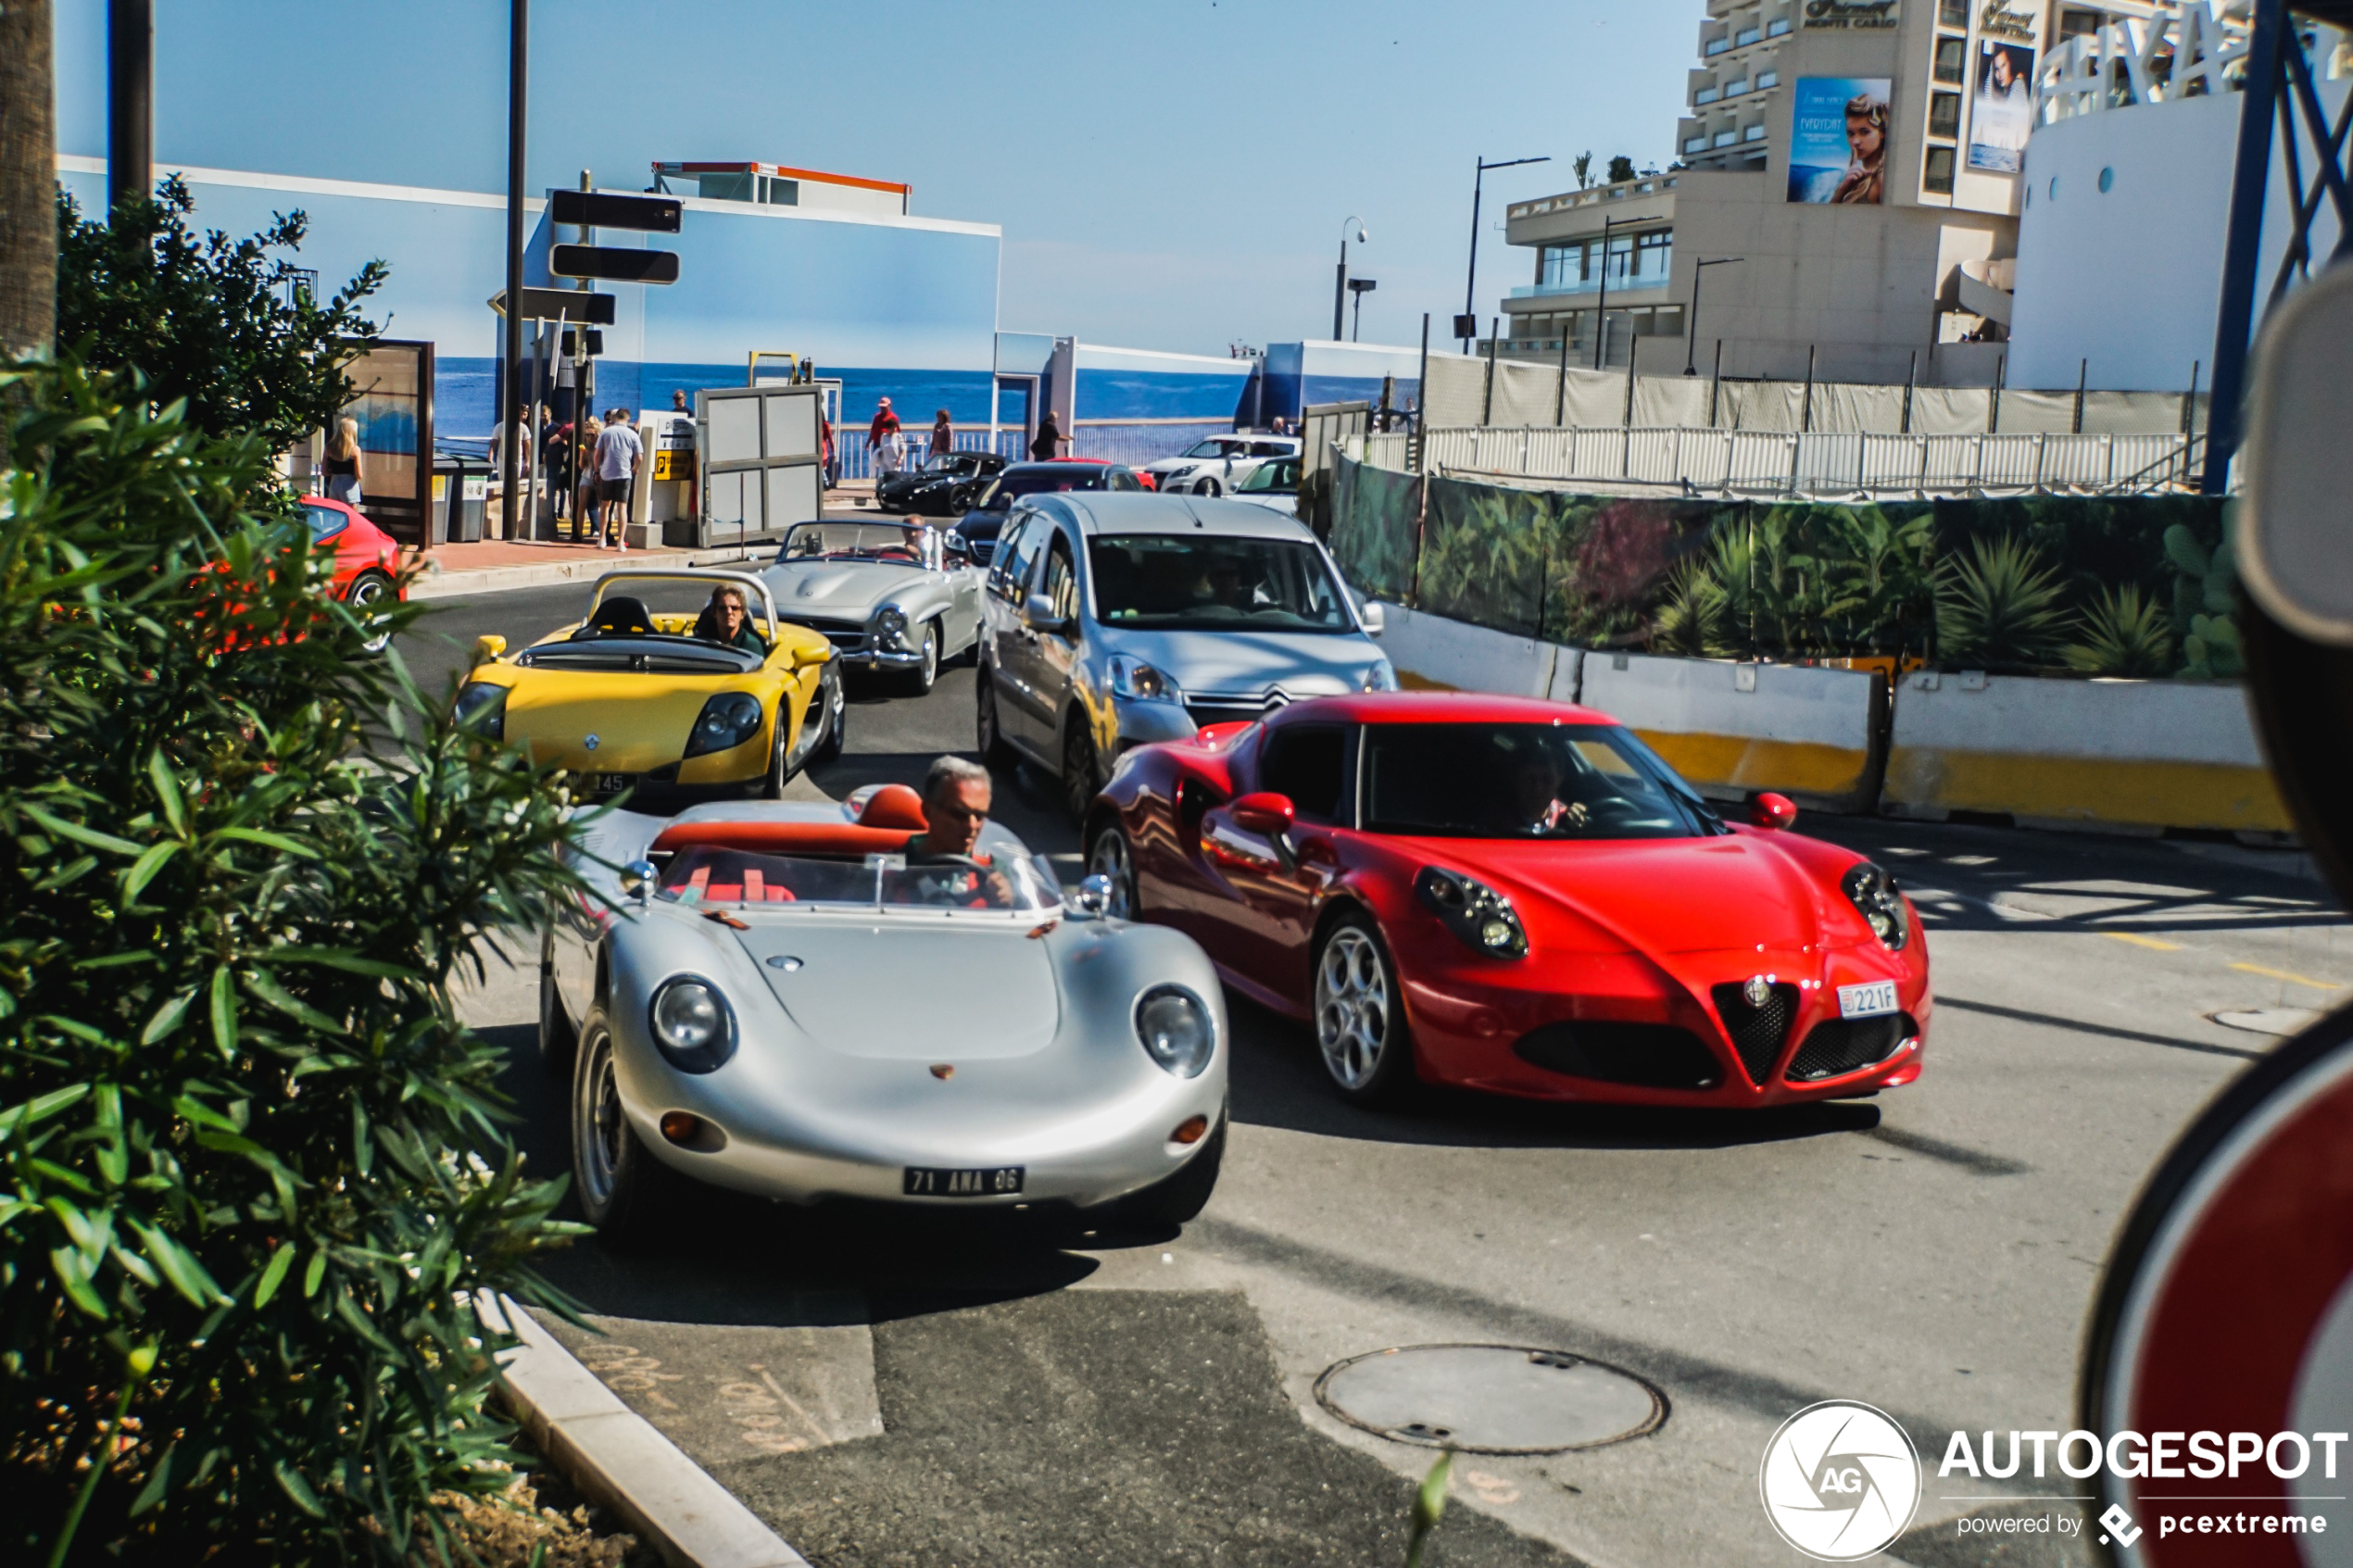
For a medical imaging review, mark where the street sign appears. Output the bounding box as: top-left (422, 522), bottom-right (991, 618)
top-left (549, 244), bottom-right (681, 285)
top-left (560, 329), bottom-right (604, 358)
top-left (487, 287), bottom-right (615, 324)
top-left (548, 189), bottom-right (682, 232)
top-left (1453, 313), bottom-right (1478, 340)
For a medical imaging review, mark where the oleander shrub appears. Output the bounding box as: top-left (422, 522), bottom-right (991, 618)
top-left (0, 359), bottom-right (583, 1564)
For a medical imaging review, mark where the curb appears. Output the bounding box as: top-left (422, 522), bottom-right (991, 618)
top-left (406, 546), bottom-right (770, 603)
top-left (479, 1292), bottom-right (811, 1568)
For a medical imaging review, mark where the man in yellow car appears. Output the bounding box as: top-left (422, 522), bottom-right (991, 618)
top-left (694, 583), bottom-right (769, 656)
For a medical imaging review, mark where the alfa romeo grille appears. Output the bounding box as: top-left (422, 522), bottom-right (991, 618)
top-left (1512, 1022), bottom-right (1722, 1090)
top-left (1787, 1013), bottom-right (1916, 1083)
top-left (1710, 982), bottom-right (1800, 1086)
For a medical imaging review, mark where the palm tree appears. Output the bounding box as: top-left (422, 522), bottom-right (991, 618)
top-left (0, 0), bottom-right (55, 360)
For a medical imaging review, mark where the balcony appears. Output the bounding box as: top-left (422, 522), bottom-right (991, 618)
top-left (1767, 15), bottom-right (1791, 36)
top-left (1724, 77), bottom-right (1750, 96)
top-left (1705, 35), bottom-right (1730, 56)
top-left (1743, 124), bottom-right (1767, 143)
top-left (1684, 135), bottom-right (1710, 154)
top-left (1757, 69), bottom-right (1780, 89)
top-left (1694, 85), bottom-right (1720, 105)
top-left (1714, 129), bottom-right (1739, 148)
top-left (1737, 25), bottom-right (1762, 44)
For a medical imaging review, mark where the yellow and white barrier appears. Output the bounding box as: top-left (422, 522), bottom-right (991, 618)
top-left (1373, 603), bottom-right (1579, 702)
top-left (1883, 673), bottom-right (2291, 834)
top-left (1579, 653), bottom-right (1884, 811)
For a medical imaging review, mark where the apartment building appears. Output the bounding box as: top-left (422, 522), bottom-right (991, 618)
top-left (1493, 0), bottom-right (2060, 386)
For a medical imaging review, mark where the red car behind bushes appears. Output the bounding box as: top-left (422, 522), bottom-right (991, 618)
top-left (299, 496), bottom-right (403, 615)
top-left (1082, 691), bottom-right (1931, 1109)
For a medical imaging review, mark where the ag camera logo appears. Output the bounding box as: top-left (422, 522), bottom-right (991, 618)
top-left (1761, 1400), bottom-right (1923, 1561)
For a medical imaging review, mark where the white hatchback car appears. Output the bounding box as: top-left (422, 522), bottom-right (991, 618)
top-left (1144, 434), bottom-right (1302, 498)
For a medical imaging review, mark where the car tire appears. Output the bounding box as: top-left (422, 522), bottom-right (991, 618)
top-left (976, 668), bottom-right (1017, 769)
top-left (1062, 718), bottom-right (1101, 823)
top-left (1193, 477), bottom-right (1223, 498)
top-left (1313, 914), bottom-right (1416, 1107)
top-left (572, 1007), bottom-right (683, 1247)
top-left (1120, 1114), bottom-right (1225, 1228)
top-left (1085, 820), bottom-right (1140, 921)
top-left (903, 621), bottom-right (939, 696)
top-left (810, 661), bottom-right (846, 766)
top-left (537, 922), bottom-right (575, 1075)
top-left (345, 569), bottom-right (397, 652)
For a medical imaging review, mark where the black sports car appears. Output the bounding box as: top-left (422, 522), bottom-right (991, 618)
top-left (949, 461), bottom-right (1151, 565)
top-left (876, 450), bottom-right (1008, 517)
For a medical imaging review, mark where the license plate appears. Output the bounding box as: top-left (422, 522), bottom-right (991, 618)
top-left (592, 772), bottom-right (636, 794)
top-left (1839, 980), bottom-right (1900, 1020)
top-left (902, 1165), bottom-right (1025, 1198)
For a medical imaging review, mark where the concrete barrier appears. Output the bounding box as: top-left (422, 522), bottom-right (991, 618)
top-left (1372, 602), bottom-right (1580, 702)
top-left (1579, 653), bottom-right (1885, 811)
top-left (1883, 673), bottom-right (2292, 834)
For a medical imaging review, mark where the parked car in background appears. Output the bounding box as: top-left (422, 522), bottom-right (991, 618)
top-left (949, 459), bottom-right (1151, 567)
top-left (761, 520), bottom-right (983, 695)
top-left (1143, 434), bottom-right (1302, 497)
top-left (301, 495), bottom-right (403, 612)
top-left (546, 786), bottom-right (1228, 1243)
top-left (1230, 454), bottom-right (1302, 518)
top-left (974, 491), bottom-right (1393, 820)
top-left (875, 449), bottom-right (1008, 517)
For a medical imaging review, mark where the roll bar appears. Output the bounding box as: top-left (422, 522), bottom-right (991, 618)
top-left (585, 570), bottom-right (780, 634)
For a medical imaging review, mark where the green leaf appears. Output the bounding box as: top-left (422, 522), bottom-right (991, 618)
top-left (270, 947), bottom-right (419, 980)
top-left (254, 1242), bottom-right (296, 1308)
top-left (211, 826), bottom-right (317, 858)
top-left (50, 1246), bottom-right (110, 1319)
top-left (142, 989), bottom-right (195, 1044)
top-left (147, 748), bottom-right (189, 837)
top-left (303, 1248), bottom-right (327, 1298)
top-left (208, 965), bottom-right (238, 1059)
top-left (18, 802), bottom-right (144, 858)
top-left (0, 1082), bottom-right (92, 1135)
top-left (272, 1460), bottom-right (327, 1518)
top-left (130, 1444), bottom-right (178, 1514)
top-left (242, 968), bottom-right (344, 1035)
top-left (122, 839), bottom-right (181, 900)
top-left (132, 1219), bottom-right (230, 1306)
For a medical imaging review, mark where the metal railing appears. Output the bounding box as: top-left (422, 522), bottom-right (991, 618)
top-left (1388, 425), bottom-right (2203, 496)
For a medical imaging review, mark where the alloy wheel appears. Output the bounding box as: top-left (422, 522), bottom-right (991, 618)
top-left (1315, 928), bottom-right (1391, 1091)
top-left (1063, 723), bottom-right (1098, 822)
top-left (1088, 829), bottom-right (1137, 920)
top-left (573, 1026), bottom-right (627, 1211)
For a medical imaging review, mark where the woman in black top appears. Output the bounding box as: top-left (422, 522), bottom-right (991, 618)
top-left (1029, 413), bottom-right (1064, 461)
top-left (321, 418), bottom-right (362, 505)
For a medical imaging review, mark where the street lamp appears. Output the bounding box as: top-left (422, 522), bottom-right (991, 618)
top-left (1462, 156), bottom-right (1551, 352)
top-left (1348, 278), bottom-right (1378, 342)
top-left (1683, 257), bottom-right (1745, 375)
top-left (1334, 217), bottom-right (1366, 342)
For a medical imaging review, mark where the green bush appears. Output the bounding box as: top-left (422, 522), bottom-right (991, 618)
top-left (1934, 534), bottom-right (2073, 671)
top-left (0, 360), bottom-right (582, 1563)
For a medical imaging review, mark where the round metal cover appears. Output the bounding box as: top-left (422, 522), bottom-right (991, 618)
top-left (1313, 1344), bottom-right (1667, 1455)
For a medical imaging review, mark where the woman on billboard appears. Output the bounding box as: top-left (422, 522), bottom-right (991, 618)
top-left (1969, 43), bottom-right (2035, 173)
top-left (1831, 92), bottom-right (1889, 205)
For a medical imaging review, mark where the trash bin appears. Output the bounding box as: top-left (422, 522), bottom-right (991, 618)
top-left (433, 452), bottom-right (489, 544)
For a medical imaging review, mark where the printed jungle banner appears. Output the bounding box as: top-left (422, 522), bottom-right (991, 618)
top-left (1788, 77), bottom-right (1893, 205)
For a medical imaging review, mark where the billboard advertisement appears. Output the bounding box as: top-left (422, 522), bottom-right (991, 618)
top-left (1967, 41), bottom-right (2037, 174)
top-left (1787, 77), bottom-right (1892, 206)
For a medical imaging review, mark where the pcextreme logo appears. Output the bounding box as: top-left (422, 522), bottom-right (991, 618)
top-left (1760, 1401), bottom-right (1923, 1562)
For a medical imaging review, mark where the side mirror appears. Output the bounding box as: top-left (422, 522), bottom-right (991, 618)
top-left (619, 859), bottom-right (659, 904)
top-left (1359, 601), bottom-right (1386, 637)
top-left (473, 633), bottom-right (509, 664)
top-left (1022, 593), bottom-right (1068, 634)
top-left (1073, 873), bottom-right (1116, 918)
top-left (1230, 792), bottom-right (1296, 836)
top-left (943, 533), bottom-right (972, 562)
top-left (1748, 793), bottom-right (1797, 832)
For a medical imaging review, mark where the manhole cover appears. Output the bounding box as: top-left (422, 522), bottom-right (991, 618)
top-left (1312, 1344), bottom-right (1667, 1455)
top-left (2211, 1008), bottom-right (2322, 1037)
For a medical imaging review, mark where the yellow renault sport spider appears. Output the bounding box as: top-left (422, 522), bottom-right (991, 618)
top-left (453, 571), bottom-right (844, 797)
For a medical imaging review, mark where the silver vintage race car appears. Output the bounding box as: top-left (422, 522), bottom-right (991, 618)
top-left (539, 784), bottom-right (1228, 1241)
top-left (761, 521), bottom-right (985, 694)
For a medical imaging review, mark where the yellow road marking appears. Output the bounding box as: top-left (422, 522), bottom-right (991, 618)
top-left (2103, 933), bottom-right (2184, 951)
top-left (2232, 962), bottom-right (2346, 992)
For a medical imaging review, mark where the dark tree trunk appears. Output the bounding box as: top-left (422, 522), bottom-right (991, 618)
top-left (0, 0), bottom-right (56, 360)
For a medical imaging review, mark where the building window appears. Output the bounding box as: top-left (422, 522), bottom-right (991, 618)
top-left (1767, 15), bottom-right (1791, 37)
top-left (1933, 35), bottom-right (1967, 85)
top-left (1939, 0), bottom-right (1969, 24)
top-left (1651, 306), bottom-right (1688, 337)
top-left (1930, 92), bottom-right (1962, 140)
top-left (1924, 145), bottom-right (1957, 194)
top-left (1757, 69), bottom-right (1779, 89)
top-left (1695, 85), bottom-right (1721, 105)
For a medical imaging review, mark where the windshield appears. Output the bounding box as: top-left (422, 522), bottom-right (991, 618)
top-left (1237, 457), bottom-right (1301, 494)
top-left (922, 453), bottom-right (967, 474)
top-left (655, 846), bottom-right (1058, 912)
top-left (778, 521), bottom-right (927, 563)
top-left (975, 466), bottom-right (1109, 508)
top-left (1181, 438), bottom-right (1248, 459)
top-left (300, 501), bottom-right (349, 543)
top-left (1087, 534), bottom-right (1353, 634)
top-left (1363, 722), bottom-right (1721, 840)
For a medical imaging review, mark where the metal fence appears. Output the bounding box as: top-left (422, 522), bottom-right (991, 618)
top-left (827, 420), bottom-right (1227, 482)
top-left (1383, 425), bottom-right (2202, 496)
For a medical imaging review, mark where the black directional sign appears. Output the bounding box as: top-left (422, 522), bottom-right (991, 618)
top-left (549, 244), bottom-right (681, 285)
top-left (486, 287), bottom-right (616, 324)
top-left (548, 190), bottom-right (682, 232)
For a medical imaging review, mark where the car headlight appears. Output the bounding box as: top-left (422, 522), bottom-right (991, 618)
top-left (648, 976), bottom-right (736, 1073)
top-left (1842, 862), bottom-right (1911, 951)
top-left (684, 691), bottom-right (765, 758)
top-left (1134, 985), bottom-right (1214, 1077)
top-left (1107, 655), bottom-right (1182, 704)
top-left (875, 605), bottom-right (911, 648)
top-left (1416, 867), bottom-right (1529, 960)
top-left (452, 680), bottom-right (508, 741)
top-left (1362, 659), bottom-right (1400, 692)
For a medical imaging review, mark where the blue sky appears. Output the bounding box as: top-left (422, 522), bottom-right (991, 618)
top-left (52, 0), bottom-right (1692, 355)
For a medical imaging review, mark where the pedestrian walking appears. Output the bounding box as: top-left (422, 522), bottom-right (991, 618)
top-left (1029, 411), bottom-right (1065, 461)
top-left (543, 412), bottom-right (576, 531)
top-left (575, 415), bottom-right (603, 530)
top-left (930, 408), bottom-right (954, 463)
top-left (594, 408), bottom-right (643, 549)
top-left (321, 417), bottom-right (364, 506)
top-left (820, 413), bottom-right (836, 489)
top-left (868, 396), bottom-right (905, 483)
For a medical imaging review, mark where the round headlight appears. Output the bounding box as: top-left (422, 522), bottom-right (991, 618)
top-left (875, 605), bottom-right (910, 646)
top-left (648, 976), bottom-right (736, 1073)
top-left (1841, 862), bottom-right (1911, 952)
top-left (1135, 985), bottom-right (1214, 1078)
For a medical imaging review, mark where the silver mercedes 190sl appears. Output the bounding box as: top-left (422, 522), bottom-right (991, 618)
top-left (760, 521), bottom-right (984, 694)
top-left (539, 784), bottom-right (1229, 1242)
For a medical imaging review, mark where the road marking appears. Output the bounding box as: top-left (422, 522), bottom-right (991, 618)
top-left (2231, 962), bottom-right (2345, 992)
top-left (2103, 932), bottom-right (2184, 951)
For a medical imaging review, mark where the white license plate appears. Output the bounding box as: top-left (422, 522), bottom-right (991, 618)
top-left (1839, 981), bottom-right (1900, 1020)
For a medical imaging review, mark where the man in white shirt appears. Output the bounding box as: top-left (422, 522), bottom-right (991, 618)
top-left (593, 409), bottom-right (643, 549)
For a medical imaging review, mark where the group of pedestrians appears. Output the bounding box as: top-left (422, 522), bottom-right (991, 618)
top-left (861, 395), bottom-right (1070, 480)
top-left (490, 401), bottom-right (646, 547)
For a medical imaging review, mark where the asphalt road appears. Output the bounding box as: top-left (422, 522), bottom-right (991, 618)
top-left (418, 583), bottom-right (2347, 1567)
